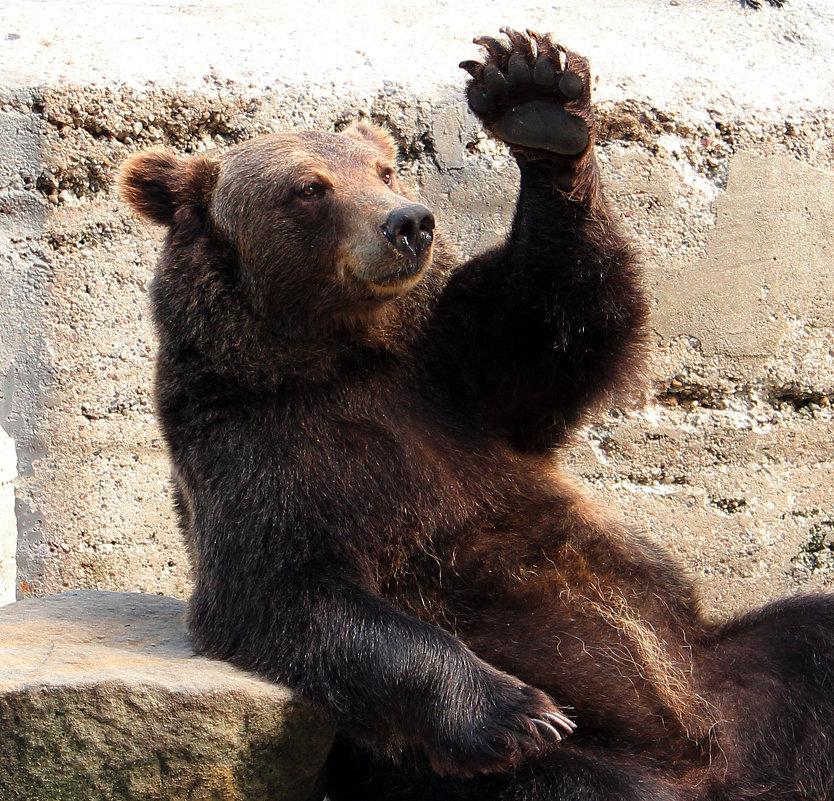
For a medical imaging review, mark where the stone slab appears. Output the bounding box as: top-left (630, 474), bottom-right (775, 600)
top-left (655, 151), bottom-right (834, 368)
top-left (0, 591), bottom-right (334, 801)
top-left (3, 0), bottom-right (832, 120)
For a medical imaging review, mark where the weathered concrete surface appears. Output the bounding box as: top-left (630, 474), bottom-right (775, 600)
top-left (0, 427), bottom-right (16, 604)
top-left (0, 591), bottom-right (334, 801)
top-left (655, 151), bottom-right (834, 365)
top-left (566, 146), bottom-right (834, 614)
top-left (0, 0), bottom-right (832, 615)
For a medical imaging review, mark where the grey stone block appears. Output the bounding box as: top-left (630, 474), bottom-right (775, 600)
top-left (0, 590), bottom-right (334, 801)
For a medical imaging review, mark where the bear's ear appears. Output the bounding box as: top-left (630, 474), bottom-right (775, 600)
top-left (341, 121), bottom-right (398, 162)
top-left (118, 150), bottom-right (220, 226)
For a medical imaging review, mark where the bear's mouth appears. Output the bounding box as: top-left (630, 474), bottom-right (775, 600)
top-left (371, 255), bottom-right (429, 288)
top-left (339, 203), bottom-right (435, 295)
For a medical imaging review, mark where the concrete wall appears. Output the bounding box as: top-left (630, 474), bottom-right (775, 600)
top-left (1, 0), bottom-right (832, 615)
top-left (0, 428), bottom-right (16, 604)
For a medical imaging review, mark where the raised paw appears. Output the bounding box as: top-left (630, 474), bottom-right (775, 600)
top-left (425, 673), bottom-right (576, 776)
top-left (461, 28), bottom-right (593, 158)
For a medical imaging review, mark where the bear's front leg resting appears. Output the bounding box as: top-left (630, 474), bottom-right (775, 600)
top-left (195, 575), bottom-right (574, 776)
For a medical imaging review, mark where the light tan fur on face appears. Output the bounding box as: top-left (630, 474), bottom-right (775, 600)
top-left (207, 128), bottom-right (432, 302)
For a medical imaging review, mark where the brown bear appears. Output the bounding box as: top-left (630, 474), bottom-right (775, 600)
top-left (119, 29), bottom-right (834, 801)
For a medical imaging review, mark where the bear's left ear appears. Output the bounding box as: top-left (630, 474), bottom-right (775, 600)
top-left (118, 150), bottom-right (220, 227)
top-left (341, 121), bottom-right (398, 162)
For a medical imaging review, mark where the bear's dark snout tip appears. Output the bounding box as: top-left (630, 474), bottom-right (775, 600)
top-left (382, 204), bottom-right (435, 259)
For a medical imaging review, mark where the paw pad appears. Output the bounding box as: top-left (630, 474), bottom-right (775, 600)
top-left (462, 28), bottom-right (593, 157)
top-left (494, 101), bottom-right (589, 156)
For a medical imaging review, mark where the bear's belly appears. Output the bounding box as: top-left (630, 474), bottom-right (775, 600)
top-left (380, 488), bottom-right (713, 755)
top-left (450, 571), bottom-right (713, 754)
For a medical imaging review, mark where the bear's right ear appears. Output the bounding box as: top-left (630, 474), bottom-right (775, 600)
top-left (341, 122), bottom-right (398, 162)
top-left (118, 150), bottom-right (220, 226)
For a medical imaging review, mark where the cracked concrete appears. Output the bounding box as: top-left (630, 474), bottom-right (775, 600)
top-left (0, 0), bottom-right (832, 614)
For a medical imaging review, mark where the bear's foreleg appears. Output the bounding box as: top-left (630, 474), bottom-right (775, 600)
top-left (186, 505), bottom-right (573, 777)
top-left (427, 31), bottom-right (646, 453)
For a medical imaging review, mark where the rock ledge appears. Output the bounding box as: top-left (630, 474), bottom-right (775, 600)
top-left (0, 590), bottom-right (333, 801)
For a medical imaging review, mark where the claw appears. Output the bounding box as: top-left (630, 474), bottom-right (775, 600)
top-left (473, 35), bottom-right (510, 61)
top-left (499, 26), bottom-right (534, 59)
top-left (551, 44), bottom-right (568, 73)
top-left (499, 26), bottom-right (523, 41)
top-left (543, 711), bottom-right (577, 733)
top-left (459, 59), bottom-right (483, 78)
top-left (531, 718), bottom-right (563, 741)
top-left (527, 31), bottom-right (558, 61)
top-left (525, 28), bottom-right (542, 44)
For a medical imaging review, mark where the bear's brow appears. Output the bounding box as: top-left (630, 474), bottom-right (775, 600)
top-left (286, 169), bottom-right (335, 191)
top-left (282, 152), bottom-right (332, 176)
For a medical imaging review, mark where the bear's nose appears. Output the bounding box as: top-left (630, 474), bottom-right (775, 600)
top-left (381, 204), bottom-right (435, 259)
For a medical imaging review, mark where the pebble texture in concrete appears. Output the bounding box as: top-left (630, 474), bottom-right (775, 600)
top-left (0, 0), bottom-right (832, 614)
top-left (0, 591), bottom-right (334, 801)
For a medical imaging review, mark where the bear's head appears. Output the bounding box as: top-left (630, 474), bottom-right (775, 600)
top-left (119, 123), bottom-right (437, 337)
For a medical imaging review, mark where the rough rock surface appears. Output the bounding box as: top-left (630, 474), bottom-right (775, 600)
top-left (0, 0), bottom-right (832, 614)
top-left (0, 591), bottom-right (334, 801)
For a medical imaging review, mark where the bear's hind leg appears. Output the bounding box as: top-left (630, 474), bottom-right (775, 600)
top-left (326, 736), bottom-right (688, 801)
top-left (702, 594), bottom-right (834, 799)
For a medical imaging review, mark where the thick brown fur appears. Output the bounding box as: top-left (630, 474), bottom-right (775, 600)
top-left (120, 30), bottom-right (834, 801)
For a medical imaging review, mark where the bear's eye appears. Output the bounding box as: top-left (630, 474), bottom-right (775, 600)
top-left (297, 182), bottom-right (327, 199)
top-left (381, 169), bottom-right (394, 186)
